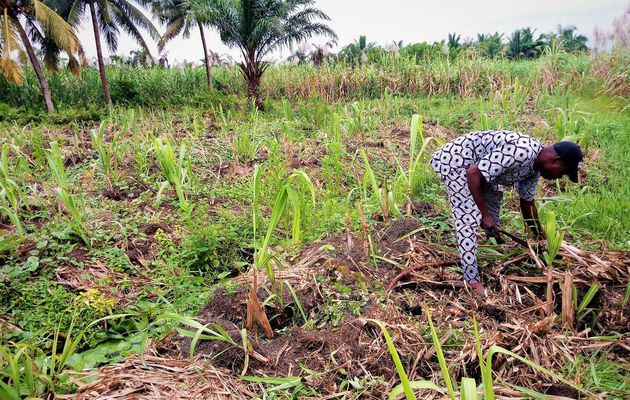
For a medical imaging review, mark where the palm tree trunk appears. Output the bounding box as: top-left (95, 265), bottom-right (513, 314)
top-left (198, 22), bottom-right (212, 89)
top-left (246, 72), bottom-right (262, 109)
top-left (14, 19), bottom-right (54, 112)
top-left (241, 51), bottom-right (263, 109)
top-left (89, 1), bottom-right (112, 106)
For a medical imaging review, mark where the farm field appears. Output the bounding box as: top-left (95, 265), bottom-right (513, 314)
top-left (1, 42), bottom-right (630, 400)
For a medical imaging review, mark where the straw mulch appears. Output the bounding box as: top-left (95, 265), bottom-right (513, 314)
top-left (64, 218), bottom-right (629, 398)
top-left (65, 355), bottom-right (253, 399)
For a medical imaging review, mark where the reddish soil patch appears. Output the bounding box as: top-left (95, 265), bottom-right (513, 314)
top-left (68, 245), bottom-right (91, 264)
top-left (143, 223), bottom-right (172, 235)
top-left (102, 186), bottom-right (144, 201)
top-left (212, 160), bottom-right (254, 180)
top-left (543, 384), bottom-right (580, 399)
top-left (378, 217), bottom-right (422, 255)
top-left (596, 287), bottom-right (629, 334)
top-left (125, 239), bottom-right (155, 267)
top-left (411, 200), bottom-right (438, 217)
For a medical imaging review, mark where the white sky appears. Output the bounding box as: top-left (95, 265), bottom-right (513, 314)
top-left (77, 0), bottom-right (629, 64)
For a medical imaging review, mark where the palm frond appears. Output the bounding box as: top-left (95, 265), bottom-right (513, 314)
top-left (261, 21), bottom-right (336, 58)
top-left (0, 57), bottom-right (24, 84)
top-left (67, 53), bottom-right (81, 75)
top-left (110, 5), bottom-right (154, 61)
top-left (159, 16), bottom-right (185, 50)
top-left (0, 17), bottom-right (25, 62)
top-left (23, 17), bottom-right (60, 73)
top-left (67, 0), bottom-right (88, 27)
top-left (32, 0), bottom-right (81, 54)
top-left (96, 2), bottom-right (119, 52)
top-left (110, 0), bottom-right (160, 42)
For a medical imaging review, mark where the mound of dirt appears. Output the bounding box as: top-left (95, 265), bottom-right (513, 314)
top-left (161, 218), bottom-right (630, 397)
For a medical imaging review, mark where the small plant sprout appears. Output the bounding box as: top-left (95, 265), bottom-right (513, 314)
top-left (543, 211), bottom-right (565, 267)
top-left (56, 188), bottom-right (90, 245)
top-left (471, 316), bottom-right (584, 399)
top-left (246, 166), bottom-right (315, 338)
top-left (367, 319), bottom-right (443, 400)
top-left (361, 148), bottom-right (401, 220)
top-left (90, 119), bottom-right (120, 190)
top-left (45, 142), bottom-right (90, 244)
top-left (153, 138), bottom-right (193, 214)
top-left (232, 127), bottom-right (261, 163)
top-left (46, 141), bottom-right (69, 191)
top-left (394, 114), bottom-right (434, 217)
top-left (573, 283), bottom-right (599, 326)
top-left (542, 210), bottom-right (565, 317)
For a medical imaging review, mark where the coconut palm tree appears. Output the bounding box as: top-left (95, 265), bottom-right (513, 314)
top-left (507, 27), bottom-right (544, 59)
top-left (338, 35), bottom-right (374, 65)
top-left (1, 0), bottom-right (80, 112)
top-left (194, 0), bottom-right (336, 107)
top-left (543, 25), bottom-right (588, 53)
top-left (50, 0), bottom-right (160, 105)
top-left (447, 32), bottom-right (461, 50)
top-left (476, 32), bottom-right (504, 59)
top-left (149, 0), bottom-right (220, 89)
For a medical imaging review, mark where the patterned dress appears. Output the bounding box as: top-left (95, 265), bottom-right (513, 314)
top-left (431, 130), bottom-right (543, 283)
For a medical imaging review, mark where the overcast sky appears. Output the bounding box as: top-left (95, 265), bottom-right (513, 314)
top-left (77, 0), bottom-right (629, 64)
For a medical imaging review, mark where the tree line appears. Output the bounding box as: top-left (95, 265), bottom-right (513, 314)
top-left (1, 0), bottom-right (593, 112)
top-left (328, 26), bottom-right (588, 66)
top-left (1, 0), bottom-right (336, 111)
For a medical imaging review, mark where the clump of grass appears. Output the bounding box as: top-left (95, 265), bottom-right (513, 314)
top-left (0, 143), bottom-right (27, 235)
top-left (232, 127), bottom-right (261, 163)
top-left (393, 114), bottom-right (435, 216)
top-left (153, 138), bottom-right (193, 214)
top-left (0, 314), bottom-right (131, 399)
top-left (46, 141), bottom-right (69, 191)
top-left (46, 142), bottom-right (90, 244)
top-left (246, 166), bottom-right (316, 338)
top-left (90, 119), bottom-right (120, 190)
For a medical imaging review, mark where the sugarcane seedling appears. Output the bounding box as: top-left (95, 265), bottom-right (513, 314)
top-left (544, 211), bottom-right (565, 318)
top-left (382, 178), bottom-right (390, 223)
top-left (345, 210), bottom-right (353, 254)
top-left (406, 184), bottom-right (413, 217)
top-left (357, 201), bottom-right (369, 259)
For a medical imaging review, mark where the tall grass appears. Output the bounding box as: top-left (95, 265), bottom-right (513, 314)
top-left (0, 144), bottom-right (27, 234)
top-left (0, 315), bottom-right (131, 399)
top-left (2, 52), bottom-right (627, 112)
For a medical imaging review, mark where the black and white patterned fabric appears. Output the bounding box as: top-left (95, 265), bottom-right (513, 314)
top-left (431, 130), bottom-right (543, 283)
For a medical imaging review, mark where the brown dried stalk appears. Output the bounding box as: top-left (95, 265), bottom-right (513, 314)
top-left (245, 268), bottom-right (273, 339)
top-left (357, 201), bottom-right (369, 258)
top-left (561, 272), bottom-right (575, 330)
top-left (387, 259), bottom-right (459, 291)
